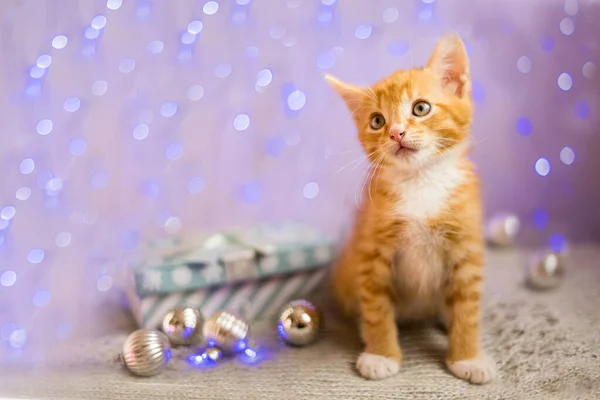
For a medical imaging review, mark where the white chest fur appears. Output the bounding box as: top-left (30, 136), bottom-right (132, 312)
top-left (389, 155), bottom-right (466, 312)
top-left (392, 156), bottom-right (465, 220)
top-left (392, 220), bottom-right (446, 302)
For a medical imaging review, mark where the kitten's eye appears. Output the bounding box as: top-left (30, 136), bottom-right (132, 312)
top-left (369, 114), bottom-right (386, 130)
top-left (412, 101), bottom-right (431, 117)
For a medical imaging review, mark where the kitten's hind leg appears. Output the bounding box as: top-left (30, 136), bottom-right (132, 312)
top-left (330, 253), bottom-right (360, 321)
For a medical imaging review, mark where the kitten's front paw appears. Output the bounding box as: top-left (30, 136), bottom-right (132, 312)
top-left (356, 353), bottom-right (400, 380)
top-left (446, 353), bottom-right (496, 384)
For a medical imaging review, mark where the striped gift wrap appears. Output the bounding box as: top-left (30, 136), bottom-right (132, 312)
top-left (123, 221), bottom-right (337, 328)
top-left (126, 268), bottom-right (327, 329)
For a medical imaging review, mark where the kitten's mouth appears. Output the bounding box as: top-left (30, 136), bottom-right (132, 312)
top-left (394, 144), bottom-right (418, 156)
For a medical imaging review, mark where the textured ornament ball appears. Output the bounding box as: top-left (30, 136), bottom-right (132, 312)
top-left (485, 213), bottom-right (521, 247)
top-left (120, 329), bottom-right (172, 377)
top-left (202, 311), bottom-right (249, 353)
top-left (162, 306), bottom-right (204, 346)
top-left (277, 299), bottom-right (322, 347)
top-left (526, 251), bottom-right (565, 290)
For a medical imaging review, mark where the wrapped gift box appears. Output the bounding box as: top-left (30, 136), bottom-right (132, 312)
top-left (123, 221), bottom-right (336, 328)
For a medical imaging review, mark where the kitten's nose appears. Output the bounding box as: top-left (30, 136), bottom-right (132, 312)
top-left (389, 128), bottom-right (406, 143)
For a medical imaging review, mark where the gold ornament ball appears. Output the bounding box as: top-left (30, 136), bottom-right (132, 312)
top-left (485, 213), bottom-right (521, 247)
top-left (162, 306), bottom-right (204, 346)
top-left (278, 299), bottom-right (322, 347)
top-left (120, 329), bottom-right (172, 377)
top-left (526, 251), bottom-right (565, 290)
top-left (202, 311), bottom-right (249, 353)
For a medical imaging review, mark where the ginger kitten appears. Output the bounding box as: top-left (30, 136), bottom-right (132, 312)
top-left (326, 33), bottom-right (496, 384)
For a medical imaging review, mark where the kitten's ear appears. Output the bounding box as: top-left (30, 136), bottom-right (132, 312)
top-left (325, 74), bottom-right (368, 105)
top-left (427, 33), bottom-right (470, 97)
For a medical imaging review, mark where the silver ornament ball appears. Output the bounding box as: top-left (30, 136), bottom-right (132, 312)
top-left (277, 299), bottom-right (322, 347)
top-left (526, 251), bottom-right (565, 290)
top-left (202, 311), bottom-right (249, 353)
top-left (120, 329), bottom-right (171, 377)
top-left (485, 213), bottom-right (521, 247)
top-left (204, 346), bottom-right (223, 362)
top-left (162, 306), bottom-right (204, 346)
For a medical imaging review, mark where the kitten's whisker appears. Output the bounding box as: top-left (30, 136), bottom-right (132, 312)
top-left (351, 147), bottom-right (386, 172)
top-left (366, 153), bottom-right (385, 204)
top-left (436, 137), bottom-right (461, 143)
top-left (373, 152), bottom-right (387, 193)
top-left (363, 158), bottom-right (378, 203)
top-left (362, 163), bottom-right (377, 205)
top-left (432, 130), bottom-right (490, 149)
top-left (354, 147), bottom-right (386, 206)
top-left (337, 155), bottom-right (369, 174)
top-left (435, 142), bottom-right (452, 151)
top-left (353, 169), bottom-right (365, 208)
top-left (434, 142), bottom-right (453, 155)
top-left (471, 135), bottom-right (490, 146)
top-left (337, 149), bottom-right (379, 173)
top-left (354, 163), bottom-right (373, 208)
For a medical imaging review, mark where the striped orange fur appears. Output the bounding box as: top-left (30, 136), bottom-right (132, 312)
top-left (326, 33), bottom-right (496, 384)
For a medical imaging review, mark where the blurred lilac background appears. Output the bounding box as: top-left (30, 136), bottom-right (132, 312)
top-left (0, 0), bottom-right (599, 362)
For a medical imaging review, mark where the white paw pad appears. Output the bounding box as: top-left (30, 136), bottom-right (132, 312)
top-left (356, 353), bottom-right (400, 380)
top-left (447, 353), bottom-right (497, 384)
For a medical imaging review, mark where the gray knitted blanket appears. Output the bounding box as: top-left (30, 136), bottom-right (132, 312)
top-left (1, 246), bottom-right (599, 399)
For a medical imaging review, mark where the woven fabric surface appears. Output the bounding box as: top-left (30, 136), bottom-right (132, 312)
top-left (1, 246), bottom-right (599, 400)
